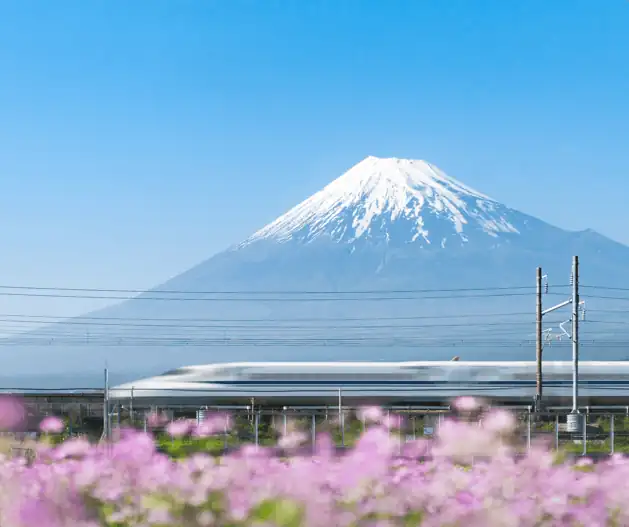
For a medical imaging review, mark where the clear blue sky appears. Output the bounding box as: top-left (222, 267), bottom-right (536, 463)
top-left (0, 0), bottom-right (628, 318)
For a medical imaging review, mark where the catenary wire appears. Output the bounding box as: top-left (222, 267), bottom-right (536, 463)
top-left (0, 291), bottom-right (568, 301)
top-left (0, 284), bottom-right (568, 295)
top-left (0, 311), bottom-right (536, 323)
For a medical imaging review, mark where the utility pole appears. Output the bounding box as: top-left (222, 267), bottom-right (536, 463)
top-left (535, 267), bottom-right (543, 411)
top-left (567, 256), bottom-right (581, 432)
top-left (338, 387), bottom-right (344, 448)
top-left (535, 258), bottom-right (583, 414)
top-left (130, 386), bottom-right (134, 428)
top-left (103, 367), bottom-right (110, 442)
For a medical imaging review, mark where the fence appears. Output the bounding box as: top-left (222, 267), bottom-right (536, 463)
top-left (8, 404), bottom-right (629, 460)
top-left (102, 404), bottom-right (629, 456)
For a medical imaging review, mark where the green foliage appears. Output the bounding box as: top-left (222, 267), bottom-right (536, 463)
top-left (248, 499), bottom-right (304, 527)
top-left (156, 435), bottom-right (227, 458)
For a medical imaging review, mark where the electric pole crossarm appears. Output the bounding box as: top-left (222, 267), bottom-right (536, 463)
top-left (559, 320), bottom-right (571, 339)
top-left (542, 299), bottom-right (572, 316)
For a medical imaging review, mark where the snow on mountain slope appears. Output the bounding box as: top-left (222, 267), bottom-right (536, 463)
top-left (241, 156), bottom-right (522, 248)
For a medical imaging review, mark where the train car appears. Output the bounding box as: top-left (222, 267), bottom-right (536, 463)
top-left (108, 360), bottom-right (629, 407)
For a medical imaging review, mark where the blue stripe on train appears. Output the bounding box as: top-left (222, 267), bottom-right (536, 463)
top-left (201, 380), bottom-right (629, 386)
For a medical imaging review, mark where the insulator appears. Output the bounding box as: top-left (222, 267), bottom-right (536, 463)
top-left (569, 273), bottom-right (574, 285)
top-left (544, 282), bottom-right (548, 294)
top-left (582, 309), bottom-right (586, 321)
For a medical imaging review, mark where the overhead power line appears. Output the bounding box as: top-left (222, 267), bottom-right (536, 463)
top-left (1, 336), bottom-right (628, 348)
top-left (0, 311), bottom-right (534, 323)
top-left (0, 290), bottom-right (568, 301)
top-left (582, 285), bottom-right (629, 292)
top-left (0, 283), bottom-right (576, 302)
top-left (0, 284), bottom-right (556, 295)
top-left (0, 318), bottom-right (542, 330)
top-left (0, 308), bottom-right (619, 325)
top-left (582, 294), bottom-right (629, 302)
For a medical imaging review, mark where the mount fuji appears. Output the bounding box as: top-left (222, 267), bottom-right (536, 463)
top-left (5, 156), bottom-right (629, 385)
top-left (241, 156), bottom-right (522, 248)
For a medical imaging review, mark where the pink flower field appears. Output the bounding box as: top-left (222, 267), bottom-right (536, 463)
top-left (0, 396), bottom-right (626, 526)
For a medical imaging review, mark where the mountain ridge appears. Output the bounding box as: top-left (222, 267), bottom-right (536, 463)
top-left (4, 156), bottom-right (629, 381)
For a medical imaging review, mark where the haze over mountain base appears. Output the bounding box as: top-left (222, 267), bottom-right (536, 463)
top-left (4, 157), bottom-right (629, 383)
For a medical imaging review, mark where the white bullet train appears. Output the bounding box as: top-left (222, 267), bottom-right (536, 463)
top-left (109, 360), bottom-right (629, 406)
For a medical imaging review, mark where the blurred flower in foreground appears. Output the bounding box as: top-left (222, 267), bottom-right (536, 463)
top-left (278, 431), bottom-right (308, 450)
top-left (382, 412), bottom-right (406, 430)
top-left (146, 411), bottom-right (168, 427)
top-left (39, 416), bottom-right (65, 434)
top-left (482, 408), bottom-right (516, 434)
top-left (53, 437), bottom-right (91, 460)
top-left (166, 419), bottom-right (194, 437)
top-left (3, 403), bottom-right (629, 526)
top-left (357, 406), bottom-right (383, 424)
top-left (193, 413), bottom-right (230, 437)
top-left (0, 395), bottom-right (26, 431)
top-left (452, 396), bottom-right (481, 413)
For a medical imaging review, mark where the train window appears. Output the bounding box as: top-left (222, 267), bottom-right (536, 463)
top-left (212, 368), bottom-right (247, 377)
top-left (246, 372), bottom-right (416, 380)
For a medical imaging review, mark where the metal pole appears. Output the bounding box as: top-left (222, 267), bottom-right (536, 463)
top-left (610, 415), bottom-right (615, 454)
top-left (283, 410), bottom-right (287, 437)
top-left (555, 414), bottom-right (559, 450)
top-left (338, 388), bottom-right (344, 447)
top-left (527, 410), bottom-right (531, 451)
top-left (254, 412), bottom-right (259, 448)
top-left (311, 414), bottom-right (316, 453)
top-left (130, 387), bottom-right (134, 428)
top-left (583, 412), bottom-right (587, 456)
top-left (398, 413), bottom-right (402, 455)
top-left (566, 256), bottom-right (581, 433)
top-left (103, 368), bottom-right (109, 441)
top-left (572, 255), bottom-right (579, 413)
top-left (536, 267), bottom-right (543, 410)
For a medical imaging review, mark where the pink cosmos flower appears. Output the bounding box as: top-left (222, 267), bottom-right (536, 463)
top-left (146, 411), bottom-right (168, 427)
top-left (193, 417), bottom-right (224, 437)
top-left (39, 416), bottom-right (65, 434)
top-left (53, 437), bottom-right (91, 460)
top-left (278, 431), bottom-right (308, 450)
top-left (357, 406), bottom-right (384, 423)
top-left (452, 396), bottom-right (481, 412)
top-left (482, 409), bottom-right (516, 434)
top-left (382, 413), bottom-right (406, 430)
top-left (166, 419), bottom-right (193, 437)
top-left (0, 395), bottom-right (26, 431)
top-left (192, 412), bottom-right (231, 437)
top-left (0, 404), bottom-right (626, 526)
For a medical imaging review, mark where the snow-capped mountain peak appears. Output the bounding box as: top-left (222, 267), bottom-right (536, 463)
top-left (240, 156), bottom-right (522, 248)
